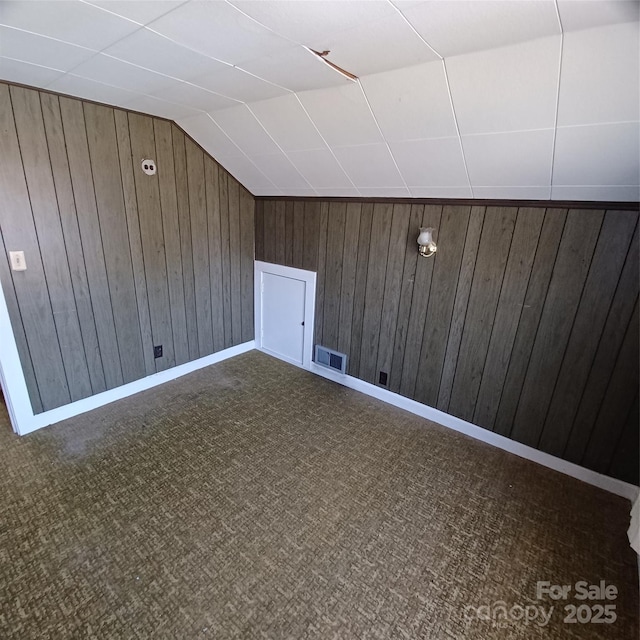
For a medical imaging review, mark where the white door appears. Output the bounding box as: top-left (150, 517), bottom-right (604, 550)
top-left (262, 272), bottom-right (305, 364)
top-left (255, 262), bottom-right (316, 369)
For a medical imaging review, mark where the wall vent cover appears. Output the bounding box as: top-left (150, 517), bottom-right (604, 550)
top-left (315, 345), bottom-right (347, 375)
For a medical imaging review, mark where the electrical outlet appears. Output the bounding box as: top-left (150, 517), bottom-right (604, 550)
top-left (154, 345), bottom-right (163, 359)
top-left (9, 251), bottom-right (26, 271)
top-left (378, 371), bottom-right (388, 386)
top-left (141, 159), bottom-right (157, 176)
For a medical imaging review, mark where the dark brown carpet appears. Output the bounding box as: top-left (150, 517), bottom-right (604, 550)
top-left (0, 351), bottom-right (637, 639)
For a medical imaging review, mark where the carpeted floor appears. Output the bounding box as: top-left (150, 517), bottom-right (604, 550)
top-left (0, 351), bottom-right (637, 639)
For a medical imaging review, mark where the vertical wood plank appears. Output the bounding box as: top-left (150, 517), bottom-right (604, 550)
top-left (204, 158), bottom-right (225, 352)
top-left (375, 204), bottom-right (411, 387)
top-left (228, 176), bottom-right (243, 346)
top-left (510, 209), bottom-right (604, 447)
top-left (322, 202), bottom-right (347, 350)
top-left (314, 202), bottom-right (329, 346)
top-left (564, 222), bottom-right (639, 462)
top-left (60, 96), bottom-right (123, 390)
top-left (607, 394), bottom-right (639, 485)
top-left (337, 202), bottom-right (361, 359)
top-left (154, 119), bottom-right (189, 366)
top-left (172, 125), bottom-right (199, 362)
top-left (218, 169), bottom-right (232, 348)
top-left (412, 206), bottom-right (471, 407)
top-left (359, 202), bottom-right (393, 384)
top-left (254, 199), bottom-right (265, 263)
top-left (185, 138), bottom-right (213, 356)
top-left (114, 110), bottom-right (155, 377)
top-left (262, 200), bottom-right (276, 264)
top-left (239, 186), bottom-right (255, 342)
top-left (284, 201), bottom-right (294, 267)
top-left (390, 205), bottom-right (423, 394)
top-left (493, 209), bottom-right (567, 436)
top-left (473, 207), bottom-right (545, 428)
top-left (0, 229), bottom-right (43, 413)
top-left (126, 111), bottom-right (174, 372)
top-left (581, 302), bottom-right (639, 473)
top-left (274, 200), bottom-right (286, 265)
top-left (302, 200), bottom-right (321, 273)
top-left (538, 210), bottom-right (638, 456)
top-left (292, 200), bottom-right (305, 269)
top-left (396, 205), bottom-right (440, 397)
top-left (349, 203), bottom-right (374, 377)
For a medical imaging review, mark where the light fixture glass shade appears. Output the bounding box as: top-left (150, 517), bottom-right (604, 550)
top-left (417, 227), bottom-right (434, 246)
top-left (417, 227), bottom-right (437, 257)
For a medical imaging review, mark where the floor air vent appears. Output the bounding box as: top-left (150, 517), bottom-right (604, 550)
top-left (315, 345), bottom-right (347, 375)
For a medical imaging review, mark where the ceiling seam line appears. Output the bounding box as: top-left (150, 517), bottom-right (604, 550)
top-left (549, 32), bottom-right (565, 198)
top-left (227, 66), bottom-right (295, 95)
top-left (143, 27), bottom-right (235, 68)
top-left (2, 55), bottom-right (66, 74)
top-left (45, 73), bottom-right (139, 101)
top-left (139, 23), bottom-right (296, 99)
top-left (78, 0), bottom-right (143, 27)
top-left (441, 59), bottom-right (474, 198)
top-left (223, 0), bottom-right (299, 47)
top-left (462, 127), bottom-right (556, 138)
top-left (292, 94), bottom-right (361, 195)
top-left (553, 0), bottom-right (565, 34)
top-left (174, 77), bottom-right (246, 103)
top-left (386, 0), bottom-right (444, 59)
top-left (357, 80), bottom-right (410, 195)
top-left (0, 23), bottom-right (98, 51)
top-left (205, 112), bottom-right (281, 194)
top-left (96, 52), bottom-right (247, 104)
top-left (49, 44), bottom-right (246, 106)
top-left (41, 69), bottom-right (204, 116)
top-left (126, 20), bottom-right (294, 97)
top-left (244, 104), bottom-right (319, 195)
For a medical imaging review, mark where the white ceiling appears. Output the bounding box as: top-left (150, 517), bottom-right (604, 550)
top-left (0, 0), bottom-right (638, 201)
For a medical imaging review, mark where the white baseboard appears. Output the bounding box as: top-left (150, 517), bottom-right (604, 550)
top-left (18, 341), bottom-right (255, 436)
top-left (14, 340), bottom-right (638, 502)
top-left (309, 362), bottom-right (640, 502)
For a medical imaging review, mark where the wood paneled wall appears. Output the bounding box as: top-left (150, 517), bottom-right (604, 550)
top-left (256, 199), bottom-right (639, 484)
top-left (0, 83), bottom-right (254, 414)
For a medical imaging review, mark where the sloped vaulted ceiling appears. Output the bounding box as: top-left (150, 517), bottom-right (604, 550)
top-left (0, 0), bottom-right (638, 200)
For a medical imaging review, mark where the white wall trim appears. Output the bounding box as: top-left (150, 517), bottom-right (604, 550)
top-left (0, 279), bottom-right (33, 435)
top-left (629, 493), bottom-right (640, 555)
top-left (254, 261), bottom-right (316, 370)
top-left (309, 362), bottom-right (640, 502)
top-left (14, 341), bottom-right (255, 436)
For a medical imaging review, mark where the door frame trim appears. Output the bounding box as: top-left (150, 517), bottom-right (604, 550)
top-left (254, 261), bottom-right (316, 370)
top-left (0, 279), bottom-right (28, 434)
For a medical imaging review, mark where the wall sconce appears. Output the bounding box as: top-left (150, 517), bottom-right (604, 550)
top-left (417, 227), bottom-right (437, 258)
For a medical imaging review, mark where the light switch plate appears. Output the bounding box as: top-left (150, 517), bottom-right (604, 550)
top-left (9, 251), bottom-right (26, 271)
